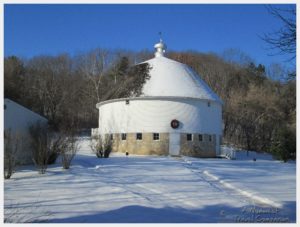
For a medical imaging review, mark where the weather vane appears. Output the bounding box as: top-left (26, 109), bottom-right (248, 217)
top-left (159, 32), bottom-right (162, 42)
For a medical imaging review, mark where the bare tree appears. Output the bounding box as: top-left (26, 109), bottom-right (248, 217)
top-left (4, 56), bottom-right (26, 102)
top-left (267, 63), bottom-right (286, 81)
top-left (60, 135), bottom-right (79, 169)
top-left (90, 134), bottom-right (113, 158)
top-left (59, 121), bottom-right (80, 169)
top-left (76, 49), bottom-right (112, 103)
top-left (221, 48), bottom-right (253, 66)
top-left (47, 132), bottom-right (64, 164)
top-left (29, 122), bottom-right (49, 174)
top-left (90, 135), bottom-right (104, 158)
top-left (4, 129), bottom-right (22, 179)
top-left (262, 5), bottom-right (296, 61)
top-left (26, 55), bottom-right (72, 126)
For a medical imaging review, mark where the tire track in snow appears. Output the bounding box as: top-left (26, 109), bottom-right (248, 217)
top-left (96, 176), bottom-right (201, 209)
top-left (133, 183), bottom-right (200, 209)
top-left (180, 158), bottom-right (252, 206)
top-left (89, 161), bottom-right (203, 209)
top-left (179, 157), bottom-right (282, 208)
top-left (202, 170), bottom-right (282, 208)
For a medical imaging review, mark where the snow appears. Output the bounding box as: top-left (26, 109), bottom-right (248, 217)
top-left (4, 137), bottom-right (296, 223)
top-left (221, 145), bottom-right (276, 160)
top-left (141, 56), bottom-right (223, 104)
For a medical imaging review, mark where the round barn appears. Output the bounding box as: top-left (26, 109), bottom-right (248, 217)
top-left (94, 40), bottom-right (223, 157)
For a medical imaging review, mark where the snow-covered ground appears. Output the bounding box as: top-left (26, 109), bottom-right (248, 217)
top-left (4, 137), bottom-right (296, 223)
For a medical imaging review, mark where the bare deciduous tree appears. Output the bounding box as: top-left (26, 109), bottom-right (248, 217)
top-left (29, 122), bottom-right (49, 174)
top-left (60, 135), bottom-right (79, 169)
top-left (4, 129), bottom-right (22, 179)
top-left (58, 121), bottom-right (80, 169)
top-left (76, 49), bottom-right (112, 103)
top-left (262, 5), bottom-right (296, 61)
top-left (26, 55), bottom-right (72, 127)
top-left (90, 134), bottom-right (112, 158)
top-left (90, 135), bottom-right (104, 158)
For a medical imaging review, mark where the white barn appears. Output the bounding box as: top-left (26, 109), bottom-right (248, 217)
top-left (4, 98), bottom-right (48, 164)
top-left (93, 40), bottom-right (223, 157)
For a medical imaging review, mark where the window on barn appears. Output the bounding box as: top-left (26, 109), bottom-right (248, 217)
top-left (209, 135), bottom-right (212, 142)
top-left (187, 134), bottom-right (193, 141)
top-left (110, 134), bottom-right (113, 140)
top-left (199, 134), bottom-right (203, 141)
top-left (136, 133), bottom-right (142, 140)
top-left (121, 133), bottom-right (127, 140)
top-left (153, 133), bottom-right (159, 141)
top-left (208, 101), bottom-right (211, 107)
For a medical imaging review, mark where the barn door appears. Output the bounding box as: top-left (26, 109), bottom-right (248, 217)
top-left (169, 133), bottom-right (181, 156)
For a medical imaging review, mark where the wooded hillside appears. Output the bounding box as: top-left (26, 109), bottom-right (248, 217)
top-left (4, 49), bottom-right (296, 160)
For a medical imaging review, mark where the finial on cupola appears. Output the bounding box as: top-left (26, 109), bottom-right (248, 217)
top-left (154, 32), bottom-right (167, 57)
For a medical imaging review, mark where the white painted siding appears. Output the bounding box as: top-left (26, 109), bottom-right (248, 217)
top-left (98, 98), bottom-right (222, 136)
top-left (4, 99), bottom-right (48, 133)
top-left (4, 99), bottom-right (48, 164)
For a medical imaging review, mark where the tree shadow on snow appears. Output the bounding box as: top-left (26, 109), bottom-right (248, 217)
top-left (48, 202), bottom-right (296, 223)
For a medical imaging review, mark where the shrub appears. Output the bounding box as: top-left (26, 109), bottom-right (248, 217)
top-left (90, 134), bottom-right (112, 158)
top-left (61, 135), bottom-right (79, 169)
top-left (47, 133), bottom-right (66, 165)
top-left (103, 143), bottom-right (112, 158)
top-left (29, 122), bottom-right (49, 174)
top-left (4, 129), bottom-right (21, 179)
top-left (270, 126), bottom-right (296, 162)
top-left (58, 124), bottom-right (80, 169)
top-left (90, 135), bottom-right (103, 158)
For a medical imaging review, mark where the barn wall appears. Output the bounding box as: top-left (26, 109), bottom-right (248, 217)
top-left (98, 98), bottom-right (222, 136)
top-left (103, 132), bottom-right (217, 157)
top-left (4, 99), bottom-right (48, 165)
top-left (180, 134), bottom-right (216, 158)
top-left (4, 99), bottom-right (48, 133)
top-left (112, 133), bottom-right (169, 156)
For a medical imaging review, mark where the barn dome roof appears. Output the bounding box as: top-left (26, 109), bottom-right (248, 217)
top-left (140, 40), bottom-right (223, 104)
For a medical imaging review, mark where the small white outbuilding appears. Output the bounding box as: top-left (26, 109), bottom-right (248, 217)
top-left (4, 98), bottom-right (48, 164)
top-left (93, 40), bottom-right (223, 157)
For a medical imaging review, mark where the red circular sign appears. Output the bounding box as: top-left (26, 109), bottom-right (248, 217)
top-left (171, 119), bottom-right (179, 129)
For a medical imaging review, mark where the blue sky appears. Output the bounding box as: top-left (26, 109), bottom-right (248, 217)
top-left (4, 4), bottom-right (296, 69)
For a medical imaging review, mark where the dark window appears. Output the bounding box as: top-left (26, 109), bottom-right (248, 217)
top-left (136, 133), bottom-right (142, 140)
top-left (121, 133), bottom-right (127, 140)
top-left (153, 133), bottom-right (159, 141)
top-left (187, 134), bottom-right (192, 141)
top-left (110, 134), bottom-right (113, 140)
top-left (126, 100), bottom-right (130, 105)
top-left (199, 134), bottom-right (203, 141)
top-left (209, 135), bottom-right (212, 142)
top-left (208, 101), bottom-right (211, 107)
